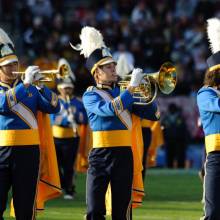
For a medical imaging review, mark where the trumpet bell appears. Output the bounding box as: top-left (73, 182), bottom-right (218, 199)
top-left (118, 62), bottom-right (177, 105)
top-left (156, 62), bottom-right (177, 94)
top-left (59, 63), bottom-right (70, 78)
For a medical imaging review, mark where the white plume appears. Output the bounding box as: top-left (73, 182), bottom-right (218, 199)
top-left (116, 53), bottom-right (134, 78)
top-left (207, 18), bottom-right (220, 54)
top-left (0, 28), bottom-right (14, 46)
top-left (70, 26), bottom-right (106, 58)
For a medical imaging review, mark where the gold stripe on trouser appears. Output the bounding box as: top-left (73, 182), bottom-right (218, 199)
top-left (200, 157), bottom-right (208, 220)
top-left (92, 130), bottom-right (132, 148)
top-left (0, 129), bottom-right (40, 146)
top-left (205, 134), bottom-right (220, 153)
top-left (126, 198), bottom-right (132, 220)
top-left (52, 125), bottom-right (79, 138)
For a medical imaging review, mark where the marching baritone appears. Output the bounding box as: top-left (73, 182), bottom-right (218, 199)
top-left (50, 77), bottom-right (88, 199)
top-left (0, 28), bottom-right (60, 220)
top-left (71, 26), bottom-right (160, 220)
top-left (197, 18), bottom-right (220, 220)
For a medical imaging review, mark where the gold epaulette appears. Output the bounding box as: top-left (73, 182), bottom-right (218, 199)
top-left (86, 86), bottom-right (95, 92)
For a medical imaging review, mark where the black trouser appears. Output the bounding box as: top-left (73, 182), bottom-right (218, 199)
top-left (142, 128), bottom-right (152, 181)
top-left (166, 140), bottom-right (186, 168)
top-left (203, 152), bottom-right (220, 220)
top-left (0, 146), bottom-right (40, 220)
top-left (86, 147), bottom-right (133, 220)
top-left (54, 137), bottom-right (79, 195)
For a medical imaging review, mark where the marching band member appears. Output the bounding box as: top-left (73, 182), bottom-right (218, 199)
top-left (50, 76), bottom-right (87, 200)
top-left (71, 26), bottom-right (160, 220)
top-left (197, 18), bottom-right (220, 220)
top-left (0, 28), bottom-right (60, 220)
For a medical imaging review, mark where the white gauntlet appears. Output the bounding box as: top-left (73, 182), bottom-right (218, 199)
top-left (129, 68), bottom-right (143, 87)
top-left (23, 66), bottom-right (40, 85)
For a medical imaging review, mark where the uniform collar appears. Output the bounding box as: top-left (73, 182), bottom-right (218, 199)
top-left (96, 83), bottom-right (116, 90)
top-left (0, 78), bottom-right (19, 89)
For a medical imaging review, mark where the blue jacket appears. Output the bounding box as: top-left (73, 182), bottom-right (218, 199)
top-left (83, 86), bottom-right (159, 148)
top-left (0, 79), bottom-right (60, 146)
top-left (197, 86), bottom-right (220, 153)
top-left (50, 96), bottom-right (88, 138)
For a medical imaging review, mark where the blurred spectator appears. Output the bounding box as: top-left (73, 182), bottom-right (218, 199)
top-left (96, 2), bottom-right (120, 22)
top-left (130, 39), bottom-right (145, 68)
top-left (174, 0), bottom-right (198, 19)
top-left (161, 103), bottom-right (190, 168)
top-left (23, 16), bottom-right (48, 58)
top-left (118, 16), bottom-right (131, 43)
top-left (117, 0), bottom-right (134, 16)
top-left (1, 0), bottom-right (15, 22)
top-left (131, 1), bottom-right (153, 25)
top-left (27, 0), bottom-right (53, 19)
top-left (113, 42), bottom-right (134, 68)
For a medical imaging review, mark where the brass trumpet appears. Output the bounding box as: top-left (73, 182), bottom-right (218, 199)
top-left (12, 63), bottom-right (69, 82)
top-left (118, 62), bottom-right (177, 105)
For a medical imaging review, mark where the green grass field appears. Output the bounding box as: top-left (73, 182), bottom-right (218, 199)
top-left (4, 169), bottom-right (203, 220)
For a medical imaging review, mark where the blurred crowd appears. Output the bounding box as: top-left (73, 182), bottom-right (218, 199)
top-left (0, 0), bottom-right (216, 168)
top-left (0, 0), bottom-right (218, 96)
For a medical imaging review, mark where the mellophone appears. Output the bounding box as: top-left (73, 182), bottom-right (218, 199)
top-left (118, 62), bottom-right (177, 104)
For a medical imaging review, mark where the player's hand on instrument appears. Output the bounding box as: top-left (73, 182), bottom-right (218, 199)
top-left (129, 68), bottom-right (143, 87)
top-left (34, 72), bottom-right (44, 81)
top-left (23, 66), bottom-right (40, 85)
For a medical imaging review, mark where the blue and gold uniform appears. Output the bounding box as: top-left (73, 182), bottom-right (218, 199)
top-left (197, 86), bottom-right (220, 219)
top-left (0, 80), bottom-right (59, 145)
top-left (50, 95), bottom-right (87, 198)
top-left (197, 87), bottom-right (220, 154)
top-left (197, 17), bottom-right (220, 220)
top-left (51, 96), bottom-right (87, 138)
top-left (0, 79), bottom-right (60, 220)
top-left (83, 85), bottom-right (159, 147)
top-left (72, 26), bottom-right (159, 220)
top-left (83, 84), bottom-right (159, 220)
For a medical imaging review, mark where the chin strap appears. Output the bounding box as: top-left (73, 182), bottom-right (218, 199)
top-left (96, 83), bottom-right (116, 90)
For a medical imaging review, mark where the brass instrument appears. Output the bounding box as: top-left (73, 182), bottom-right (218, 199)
top-left (12, 63), bottom-right (70, 82)
top-left (118, 62), bottom-right (177, 105)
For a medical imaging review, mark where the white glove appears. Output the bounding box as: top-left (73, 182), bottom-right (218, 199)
top-left (67, 114), bottom-right (74, 124)
top-left (23, 66), bottom-right (40, 85)
top-left (129, 68), bottom-right (143, 87)
top-left (34, 72), bottom-right (44, 81)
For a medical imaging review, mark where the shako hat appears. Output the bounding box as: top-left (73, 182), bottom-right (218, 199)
top-left (0, 28), bottom-right (18, 66)
top-left (206, 18), bottom-right (220, 71)
top-left (57, 77), bottom-right (74, 90)
top-left (70, 26), bottom-right (116, 75)
top-left (57, 58), bottom-right (75, 90)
